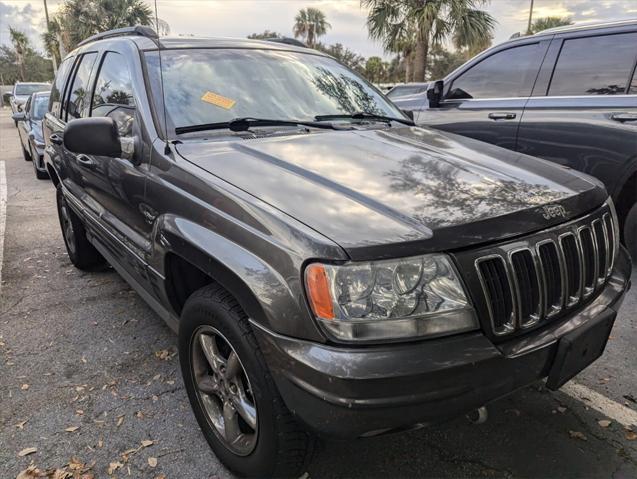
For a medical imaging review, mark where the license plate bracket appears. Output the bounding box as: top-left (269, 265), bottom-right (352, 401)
top-left (546, 310), bottom-right (616, 390)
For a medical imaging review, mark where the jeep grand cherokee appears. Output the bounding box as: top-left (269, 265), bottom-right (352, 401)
top-left (43, 26), bottom-right (631, 478)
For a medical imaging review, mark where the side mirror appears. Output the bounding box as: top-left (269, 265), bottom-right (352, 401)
top-left (402, 109), bottom-right (415, 121)
top-left (64, 117), bottom-right (122, 157)
top-left (12, 112), bottom-right (26, 122)
top-left (426, 80), bottom-right (444, 108)
top-left (3, 93), bottom-right (12, 103)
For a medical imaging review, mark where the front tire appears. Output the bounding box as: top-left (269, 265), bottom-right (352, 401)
top-left (56, 186), bottom-right (104, 270)
top-left (179, 284), bottom-right (314, 478)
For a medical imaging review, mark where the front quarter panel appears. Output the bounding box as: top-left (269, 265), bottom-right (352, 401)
top-left (145, 140), bottom-right (347, 342)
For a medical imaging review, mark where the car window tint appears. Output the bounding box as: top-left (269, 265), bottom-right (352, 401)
top-left (549, 33), bottom-right (637, 96)
top-left (447, 43), bottom-right (542, 99)
top-left (32, 95), bottom-right (50, 120)
top-left (23, 97), bottom-right (32, 115)
top-left (66, 52), bottom-right (97, 120)
top-left (49, 57), bottom-right (73, 118)
top-left (91, 52), bottom-right (136, 137)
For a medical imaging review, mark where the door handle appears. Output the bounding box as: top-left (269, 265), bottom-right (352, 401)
top-left (610, 113), bottom-right (637, 123)
top-left (49, 133), bottom-right (63, 145)
top-left (488, 112), bottom-right (517, 120)
top-left (76, 154), bottom-right (95, 169)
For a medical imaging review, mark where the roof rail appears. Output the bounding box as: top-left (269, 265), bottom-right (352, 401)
top-left (265, 37), bottom-right (307, 48)
top-left (77, 25), bottom-right (158, 47)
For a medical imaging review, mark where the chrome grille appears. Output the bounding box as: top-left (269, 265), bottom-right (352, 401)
top-left (473, 202), bottom-right (618, 336)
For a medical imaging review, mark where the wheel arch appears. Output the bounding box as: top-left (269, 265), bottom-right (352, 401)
top-left (155, 215), bottom-right (325, 342)
top-left (612, 167), bottom-right (637, 238)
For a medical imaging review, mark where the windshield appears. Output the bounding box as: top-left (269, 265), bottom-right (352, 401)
top-left (15, 84), bottom-right (49, 96)
top-left (144, 48), bottom-right (404, 136)
top-left (32, 94), bottom-right (50, 120)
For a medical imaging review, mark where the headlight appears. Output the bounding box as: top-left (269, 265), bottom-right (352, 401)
top-left (304, 254), bottom-right (477, 342)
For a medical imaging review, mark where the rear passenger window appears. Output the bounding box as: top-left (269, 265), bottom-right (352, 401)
top-left (447, 43), bottom-right (543, 99)
top-left (91, 52), bottom-right (136, 137)
top-left (66, 52), bottom-right (98, 120)
top-left (549, 33), bottom-right (637, 96)
top-left (49, 57), bottom-right (73, 119)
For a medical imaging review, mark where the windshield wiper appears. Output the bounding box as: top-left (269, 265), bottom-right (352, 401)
top-left (175, 117), bottom-right (345, 135)
top-left (314, 111), bottom-right (415, 126)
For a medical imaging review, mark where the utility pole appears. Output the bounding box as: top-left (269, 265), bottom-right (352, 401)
top-left (527, 0), bottom-right (535, 34)
top-left (43, 0), bottom-right (57, 73)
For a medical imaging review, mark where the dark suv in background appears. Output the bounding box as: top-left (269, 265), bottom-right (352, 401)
top-left (395, 20), bottom-right (637, 255)
top-left (43, 26), bottom-right (630, 478)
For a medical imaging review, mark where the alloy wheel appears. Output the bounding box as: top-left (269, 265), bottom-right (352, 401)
top-left (191, 326), bottom-right (258, 456)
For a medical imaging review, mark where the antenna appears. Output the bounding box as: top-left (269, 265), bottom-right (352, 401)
top-left (153, 0), bottom-right (170, 154)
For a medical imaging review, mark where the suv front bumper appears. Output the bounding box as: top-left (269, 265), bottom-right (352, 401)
top-left (253, 246), bottom-right (631, 438)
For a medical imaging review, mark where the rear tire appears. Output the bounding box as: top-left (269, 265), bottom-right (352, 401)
top-left (179, 284), bottom-right (314, 478)
top-left (56, 186), bottom-right (104, 270)
top-left (623, 203), bottom-right (637, 259)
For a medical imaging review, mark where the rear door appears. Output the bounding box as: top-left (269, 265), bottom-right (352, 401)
top-left (417, 39), bottom-right (549, 150)
top-left (517, 30), bottom-right (637, 200)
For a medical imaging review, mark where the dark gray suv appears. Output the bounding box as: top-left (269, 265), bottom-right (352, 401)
top-left (395, 20), bottom-right (637, 256)
top-left (43, 26), bottom-right (631, 478)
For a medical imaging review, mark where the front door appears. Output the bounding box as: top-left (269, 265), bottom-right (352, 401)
top-left (418, 40), bottom-right (549, 151)
top-left (77, 50), bottom-right (154, 291)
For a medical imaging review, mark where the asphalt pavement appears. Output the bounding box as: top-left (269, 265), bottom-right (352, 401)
top-left (1, 108), bottom-right (636, 478)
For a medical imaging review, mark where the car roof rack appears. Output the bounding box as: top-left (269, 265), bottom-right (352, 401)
top-left (265, 37), bottom-right (307, 48)
top-left (77, 25), bottom-right (158, 47)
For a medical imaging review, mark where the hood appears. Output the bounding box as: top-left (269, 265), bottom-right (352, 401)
top-left (176, 126), bottom-right (605, 260)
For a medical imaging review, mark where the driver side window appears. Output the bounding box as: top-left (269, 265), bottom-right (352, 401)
top-left (447, 43), bottom-right (543, 100)
top-left (90, 52), bottom-right (136, 138)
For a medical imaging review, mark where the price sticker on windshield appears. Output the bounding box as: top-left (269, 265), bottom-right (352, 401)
top-left (201, 91), bottom-right (236, 110)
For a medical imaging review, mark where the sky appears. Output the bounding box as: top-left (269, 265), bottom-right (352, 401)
top-left (1, 0), bottom-right (637, 59)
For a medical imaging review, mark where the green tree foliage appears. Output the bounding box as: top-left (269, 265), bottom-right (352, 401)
top-left (427, 47), bottom-right (469, 80)
top-left (247, 30), bottom-right (282, 40)
top-left (365, 56), bottom-right (385, 83)
top-left (0, 39), bottom-right (53, 84)
top-left (315, 42), bottom-right (366, 74)
top-left (293, 7), bottom-right (331, 48)
top-left (529, 16), bottom-right (573, 34)
top-left (51, 0), bottom-right (157, 54)
top-left (362, 0), bottom-right (495, 81)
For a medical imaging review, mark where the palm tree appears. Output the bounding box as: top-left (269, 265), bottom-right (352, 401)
top-left (51, 0), bottom-right (160, 52)
top-left (529, 16), bottom-right (573, 34)
top-left (362, 0), bottom-right (496, 82)
top-left (9, 27), bottom-right (29, 81)
top-left (293, 7), bottom-right (331, 48)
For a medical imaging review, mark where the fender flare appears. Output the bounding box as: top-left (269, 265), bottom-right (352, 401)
top-left (152, 214), bottom-right (325, 342)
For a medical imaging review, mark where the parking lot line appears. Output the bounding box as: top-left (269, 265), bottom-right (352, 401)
top-left (0, 160), bottom-right (5, 297)
top-left (562, 381), bottom-right (637, 428)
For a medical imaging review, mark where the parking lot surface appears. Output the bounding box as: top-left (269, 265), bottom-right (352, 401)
top-left (1, 107), bottom-right (637, 478)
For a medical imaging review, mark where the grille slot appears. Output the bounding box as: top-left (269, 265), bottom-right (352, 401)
top-left (592, 219), bottom-right (607, 283)
top-left (578, 227), bottom-right (597, 296)
top-left (477, 257), bottom-right (514, 334)
top-left (560, 233), bottom-right (581, 304)
top-left (538, 241), bottom-right (563, 316)
top-left (472, 204), bottom-right (616, 337)
top-left (603, 213), bottom-right (616, 276)
top-left (510, 250), bottom-right (540, 326)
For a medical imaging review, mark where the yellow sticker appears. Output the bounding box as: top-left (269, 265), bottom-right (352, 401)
top-left (201, 91), bottom-right (236, 110)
